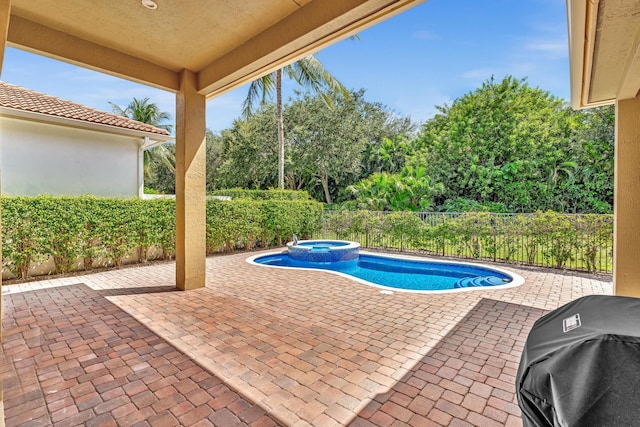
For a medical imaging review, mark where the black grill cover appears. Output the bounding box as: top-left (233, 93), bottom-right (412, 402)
top-left (516, 295), bottom-right (640, 427)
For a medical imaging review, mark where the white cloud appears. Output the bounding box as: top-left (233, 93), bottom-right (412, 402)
top-left (461, 68), bottom-right (498, 81)
top-left (460, 63), bottom-right (540, 88)
top-left (524, 40), bottom-right (567, 58)
top-left (394, 91), bottom-right (453, 123)
top-left (413, 30), bottom-right (439, 41)
top-left (528, 21), bottom-right (565, 34)
top-left (507, 62), bottom-right (537, 76)
top-left (80, 85), bottom-right (175, 115)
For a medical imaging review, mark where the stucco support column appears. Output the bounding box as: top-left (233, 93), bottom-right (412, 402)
top-left (175, 70), bottom-right (206, 290)
top-left (614, 97), bottom-right (640, 297)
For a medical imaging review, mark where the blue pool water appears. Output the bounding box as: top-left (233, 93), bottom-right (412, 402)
top-left (252, 252), bottom-right (519, 292)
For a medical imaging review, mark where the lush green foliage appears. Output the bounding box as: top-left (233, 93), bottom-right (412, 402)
top-left (146, 143), bottom-right (176, 194)
top-left (211, 90), bottom-right (415, 203)
top-left (2, 196), bottom-right (322, 279)
top-left (242, 55), bottom-right (350, 188)
top-left (404, 76), bottom-right (613, 213)
top-left (209, 189), bottom-right (311, 200)
top-left (317, 210), bottom-right (613, 272)
top-left (284, 91), bottom-right (372, 203)
top-left (215, 105), bottom-right (279, 189)
top-left (437, 198), bottom-right (509, 213)
top-left (110, 97), bottom-right (173, 133)
top-left (568, 105), bottom-right (615, 213)
top-left (347, 166), bottom-right (444, 211)
top-left (110, 97), bottom-right (175, 183)
top-left (2, 197), bottom-right (175, 278)
top-left (361, 135), bottom-right (416, 176)
top-left (145, 76), bottom-right (614, 214)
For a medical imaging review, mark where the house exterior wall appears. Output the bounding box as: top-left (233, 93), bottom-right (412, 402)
top-left (0, 116), bottom-right (142, 197)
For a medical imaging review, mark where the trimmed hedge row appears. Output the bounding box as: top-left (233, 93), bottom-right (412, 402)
top-left (209, 189), bottom-right (311, 200)
top-left (2, 196), bottom-right (323, 279)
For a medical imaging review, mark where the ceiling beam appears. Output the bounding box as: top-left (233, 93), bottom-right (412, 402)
top-left (617, 13), bottom-right (640, 100)
top-left (7, 15), bottom-right (180, 92)
top-left (567, 0), bottom-right (587, 109)
top-left (198, 0), bottom-right (426, 98)
top-left (581, 0), bottom-right (599, 107)
top-left (0, 0), bottom-right (10, 74)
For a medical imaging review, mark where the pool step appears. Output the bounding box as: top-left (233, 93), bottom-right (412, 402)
top-left (455, 276), bottom-right (509, 288)
top-left (359, 259), bottom-right (468, 278)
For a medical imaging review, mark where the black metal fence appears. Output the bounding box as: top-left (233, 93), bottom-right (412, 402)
top-left (313, 210), bottom-right (613, 273)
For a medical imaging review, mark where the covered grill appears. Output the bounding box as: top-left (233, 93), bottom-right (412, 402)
top-left (516, 295), bottom-right (640, 426)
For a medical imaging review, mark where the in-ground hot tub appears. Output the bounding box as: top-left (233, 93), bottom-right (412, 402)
top-left (286, 240), bottom-right (360, 263)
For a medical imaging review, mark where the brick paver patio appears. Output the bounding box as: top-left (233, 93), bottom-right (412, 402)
top-left (1, 250), bottom-right (613, 426)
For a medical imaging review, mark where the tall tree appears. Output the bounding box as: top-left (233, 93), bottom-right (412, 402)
top-left (242, 56), bottom-right (349, 189)
top-left (573, 105), bottom-right (615, 212)
top-left (110, 97), bottom-right (175, 183)
top-left (285, 91), bottom-right (368, 203)
top-left (210, 90), bottom-right (414, 201)
top-left (408, 76), bottom-right (588, 212)
top-left (146, 143), bottom-right (176, 194)
top-left (217, 105), bottom-right (278, 189)
top-left (204, 129), bottom-right (225, 193)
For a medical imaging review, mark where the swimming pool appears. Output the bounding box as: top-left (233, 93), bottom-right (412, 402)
top-left (247, 251), bottom-right (524, 293)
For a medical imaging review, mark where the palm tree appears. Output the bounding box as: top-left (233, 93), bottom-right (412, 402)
top-left (110, 97), bottom-right (173, 133)
top-left (110, 97), bottom-right (174, 182)
top-left (242, 55), bottom-right (349, 189)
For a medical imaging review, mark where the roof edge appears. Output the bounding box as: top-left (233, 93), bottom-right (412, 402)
top-left (567, 0), bottom-right (586, 109)
top-left (0, 106), bottom-right (174, 142)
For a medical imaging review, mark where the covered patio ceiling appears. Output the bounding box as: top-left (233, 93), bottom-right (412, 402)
top-left (567, 0), bottom-right (640, 109)
top-left (3, 0), bottom-right (426, 97)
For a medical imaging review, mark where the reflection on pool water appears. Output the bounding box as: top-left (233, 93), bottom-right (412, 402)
top-left (248, 250), bottom-right (525, 293)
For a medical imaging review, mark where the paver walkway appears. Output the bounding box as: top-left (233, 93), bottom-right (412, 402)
top-left (1, 250), bottom-right (613, 426)
top-left (2, 284), bottom-right (276, 427)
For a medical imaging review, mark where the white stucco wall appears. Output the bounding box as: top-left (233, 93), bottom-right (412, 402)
top-left (0, 116), bottom-right (142, 197)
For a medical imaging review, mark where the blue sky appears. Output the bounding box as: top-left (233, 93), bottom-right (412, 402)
top-left (1, 0), bottom-right (568, 133)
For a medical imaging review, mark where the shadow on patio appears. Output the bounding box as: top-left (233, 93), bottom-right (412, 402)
top-left (348, 298), bottom-right (545, 426)
top-left (1, 283), bottom-right (282, 426)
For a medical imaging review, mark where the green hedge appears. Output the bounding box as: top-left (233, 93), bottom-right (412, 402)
top-left (2, 196), bottom-right (323, 280)
top-left (210, 189), bottom-right (311, 200)
top-left (316, 210), bottom-right (614, 273)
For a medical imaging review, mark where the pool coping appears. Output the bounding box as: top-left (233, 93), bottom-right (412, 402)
top-left (246, 249), bottom-right (526, 294)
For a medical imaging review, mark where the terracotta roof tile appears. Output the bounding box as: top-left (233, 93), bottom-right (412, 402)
top-left (0, 81), bottom-right (170, 136)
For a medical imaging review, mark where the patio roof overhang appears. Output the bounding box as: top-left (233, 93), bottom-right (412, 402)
top-left (3, 0), bottom-right (425, 98)
top-left (567, 0), bottom-right (640, 109)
